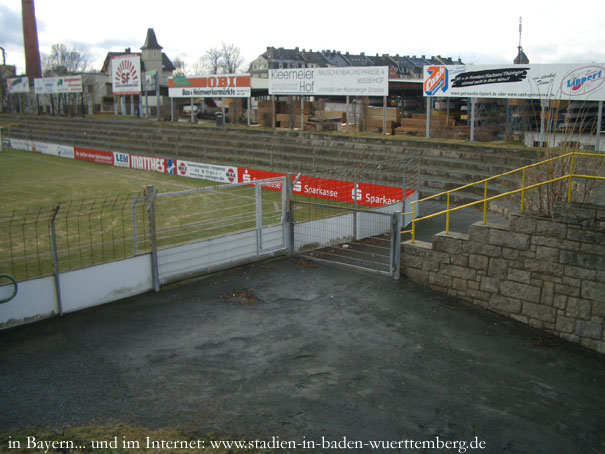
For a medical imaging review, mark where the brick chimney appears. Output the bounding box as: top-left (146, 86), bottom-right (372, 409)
top-left (21, 0), bottom-right (42, 79)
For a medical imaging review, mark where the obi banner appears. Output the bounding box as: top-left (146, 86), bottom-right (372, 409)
top-left (7, 77), bottom-right (30, 94)
top-left (423, 64), bottom-right (605, 101)
top-left (34, 76), bottom-right (83, 94)
top-left (112, 54), bottom-right (141, 95)
top-left (168, 74), bottom-right (251, 98)
top-left (269, 67), bottom-right (388, 96)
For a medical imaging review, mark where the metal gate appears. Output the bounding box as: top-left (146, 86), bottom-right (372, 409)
top-left (292, 200), bottom-right (401, 278)
top-left (133, 177), bottom-right (288, 286)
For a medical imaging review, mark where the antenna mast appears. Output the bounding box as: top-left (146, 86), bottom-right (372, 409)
top-left (518, 17), bottom-right (523, 52)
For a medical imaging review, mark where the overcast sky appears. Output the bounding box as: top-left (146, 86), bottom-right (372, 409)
top-left (2, 0), bottom-right (605, 75)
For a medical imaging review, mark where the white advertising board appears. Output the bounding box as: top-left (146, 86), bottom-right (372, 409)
top-left (31, 141), bottom-right (74, 159)
top-left (112, 54), bottom-right (142, 95)
top-left (423, 64), bottom-right (605, 101)
top-left (7, 77), bottom-right (30, 94)
top-left (8, 139), bottom-right (29, 151)
top-left (34, 76), bottom-right (83, 94)
top-left (176, 160), bottom-right (238, 183)
top-left (168, 74), bottom-right (251, 98)
top-left (269, 66), bottom-right (388, 96)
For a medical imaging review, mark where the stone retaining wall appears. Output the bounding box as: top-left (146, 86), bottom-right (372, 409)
top-left (402, 203), bottom-right (605, 354)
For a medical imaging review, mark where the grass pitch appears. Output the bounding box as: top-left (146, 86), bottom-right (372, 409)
top-left (0, 148), bottom-right (282, 281)
top-left (0, 148), bottom-right (214, 210)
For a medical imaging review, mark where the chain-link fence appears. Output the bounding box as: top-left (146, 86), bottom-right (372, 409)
top-left (0, 192), bottom-right (150, 282)
top-left (0, 180), bottom-right (289, 284)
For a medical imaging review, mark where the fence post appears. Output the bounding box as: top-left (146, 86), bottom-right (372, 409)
top-left (288, 174), bottom-right (302, 256)
top-left (391, 212), bottom-right (401, 280)
top-left (49, 204), bottom-right (63, 315)
top-left (131, 197), bottom-right (139, 256)
top-left (255, 182), bottom-right (263, 254)
top-left (146, 185), bottom-right (160, 293)
top-left (285, 174), bottom-right (294, 255)
top-left (353, 182), bottom-right (358, 240)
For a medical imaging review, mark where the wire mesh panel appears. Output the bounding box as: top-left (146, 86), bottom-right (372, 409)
top-left (0, 206), bottom-right (56, 281)
top-left (293, 200), bottom-right (396, 276)
top-left (0, 193), bottom-right (148, 282)
top-left (156, 178), bottom-right (287, 284)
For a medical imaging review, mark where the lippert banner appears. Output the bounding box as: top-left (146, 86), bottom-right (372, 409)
top-left (269, 66), bottom-right (388, 96)
top-left (423, 64), bottom-right (605, 101)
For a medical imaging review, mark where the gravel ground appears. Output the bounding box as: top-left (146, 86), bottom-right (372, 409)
top-left (1, 256), bottom-right (604, 453)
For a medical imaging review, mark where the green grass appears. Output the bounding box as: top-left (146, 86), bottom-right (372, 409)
top-left (0, 147), bottom-right (385, 281)
top-left (0, 149), bottom-right (215, 210)
top-left (0, 149), bottom-right (285, 281)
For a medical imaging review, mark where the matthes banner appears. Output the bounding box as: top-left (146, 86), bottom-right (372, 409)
top-left (269, 66), bottom-right (388, 96)
top-left (168, 74), bottom-right (251, 98)
top-left (423, 64), bottom-right (605, 101)
top-left (112, 54), bottom-right (141, 95)
top-left (34, 76), bottom-right (83, 94)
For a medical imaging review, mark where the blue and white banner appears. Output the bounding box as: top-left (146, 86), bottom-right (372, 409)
top-left (424, 64), bottom-right (605, 101)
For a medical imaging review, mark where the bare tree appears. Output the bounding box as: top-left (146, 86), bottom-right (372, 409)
top-left (172, 56), bottom-right (187, 76)
top-left (42, 43), bottom-right (89, 76)
top-left (203, 47), bottom-right (223, 74)
top-left (221, 42), bottom-right (243, 73)
top-left (199, 43), bottom-right (245, 74)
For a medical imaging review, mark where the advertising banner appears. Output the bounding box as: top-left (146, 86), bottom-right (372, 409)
top-left (143, 71), bottom-right (157, 92)
top-left (423, 64), bottom-right (605, 101)
top-left (113, 152), bottom-right (130, 168)
top-left (74, 147), bottom-right (114, 165)
top-left (239, 168), bottom-right (287, 190)
top-left (34, 76), bottom-right (83, 94)
top-left (112, 54), bottom-right (141, 95)
top-left (8, 139), bottom-right (29, 151)
top-left (177, 160), bottom-right (238, 183)
top-left (269, 66), bottom-right (388, 96)
top-left (168, 74), bottom-right (251, 98)
top-left (130, 155), bottom-right (167, 173)
top-left (7, 77), bottom-right (30, 94)
top-left (238, 168), bottom-right (413, 207)
top-left (31, 141), bottom-right (74, 159)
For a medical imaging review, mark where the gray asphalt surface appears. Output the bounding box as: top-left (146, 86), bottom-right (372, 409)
top-left (0, 256), bottom-right (604, 453)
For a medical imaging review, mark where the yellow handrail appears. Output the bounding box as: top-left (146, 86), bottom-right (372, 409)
top-left (401, 151), bottom-right (604, 242)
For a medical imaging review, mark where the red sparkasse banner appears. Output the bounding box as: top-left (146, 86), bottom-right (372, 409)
top-left (238, 168), bottom-right (286, 190)
top-left (74, 147), bottom-right (114, 165)
top-left (358, 184), bottom-right (415, 207)
top-left (293, 175), bottom-right (354, 204)
top-left (238, 168), bottom-right (414, 207)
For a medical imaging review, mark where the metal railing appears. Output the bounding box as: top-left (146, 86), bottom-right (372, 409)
top-left (402, 151), bottom-right (605, 242)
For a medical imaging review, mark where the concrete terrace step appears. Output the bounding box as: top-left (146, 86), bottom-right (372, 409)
top-left (3, 115), bottom-right (538, 205)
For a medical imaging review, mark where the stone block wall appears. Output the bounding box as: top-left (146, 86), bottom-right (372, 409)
top-left (401, 203), bottom-right (605, 354)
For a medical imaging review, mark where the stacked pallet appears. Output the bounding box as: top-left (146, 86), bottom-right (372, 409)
top-left (276, 114), bottom-right (310, 128)
top-left (277, 100), bottom-right (311, 128)
top-left (394, 112), bottom-right (455, 136)
top-left (257, 100), bottom-right (313, 128)
top-left (257, 101), bottom-right (287, 127)
top-left (364, 106), bottom-right (400, 133)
